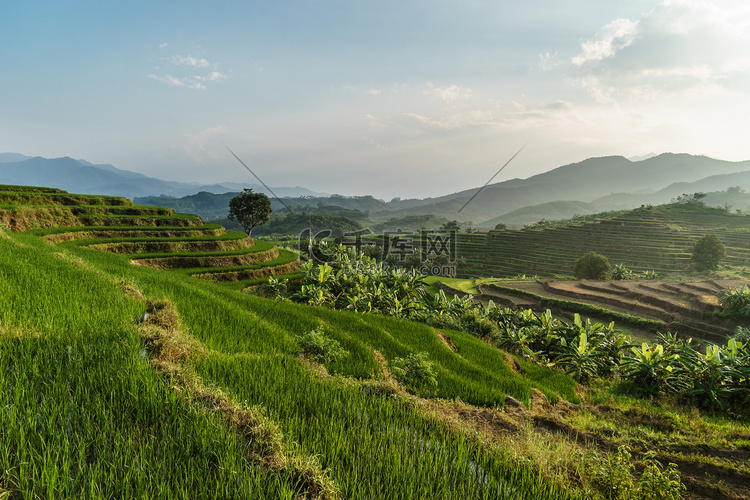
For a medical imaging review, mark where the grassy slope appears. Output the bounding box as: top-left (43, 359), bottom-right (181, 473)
top-left (0, 232), bottom-right (308, 498)
top-left (0, 226), bottom-right (578, 499)
top-left (5, 188), bottom-right (750, 499)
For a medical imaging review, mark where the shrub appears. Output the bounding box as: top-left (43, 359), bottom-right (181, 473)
top-left (573, 252), bottom-right (611, 280)
top-left (637, 452), bottom-right (686, 500)
top-left (456, 309), bottom-right (500, 340)
top-left (589, 446), bottom-right (635, 500)
top-left (719, 285), bottom-right (750, 322)
top-left (732, 326), bottom-right (750, 342)
top-left (262, 276), bottom-right (288, 298)
top-left (691, 234), bottom-right (726, 271)
top-left (390, 352), bottom-right (438, 394)
top-left (610, 264), bottom-right (634, 280)
top-left (297, 328), bottom-right (348, 363)
top-left (620, 341), bottom-right (689, 397)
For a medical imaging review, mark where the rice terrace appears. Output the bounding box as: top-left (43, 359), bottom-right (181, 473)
top-left (5, 0), bottom-right (750, 498)
top-left (1, 180), bottom-right (750, 500)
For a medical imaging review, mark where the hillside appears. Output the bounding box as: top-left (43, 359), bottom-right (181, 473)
top-left (372, 153), bottom-right (750, 224)
top-left (131, 153), bottom-right (750, 227)
top-left (135, 192), bottom-right (389, 221)
top-left (457, 202), bottom-right (750, 279)
top-left (481, 200), bottom-right (601, 228)
top-left (0, 184), bottom-right (580, 499)
top-left (3, 184), bottom-right (750, 499)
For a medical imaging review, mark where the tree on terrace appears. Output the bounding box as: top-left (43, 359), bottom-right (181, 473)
top-left (691, 234), bottom-right (726, 271)
top-left (573, 252), bottom-right (611, 280)
top-left (228, 189), bottom-right (272, 237)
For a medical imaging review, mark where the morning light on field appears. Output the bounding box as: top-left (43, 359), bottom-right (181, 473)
top-left (3, 2), bottom-right (750, 499)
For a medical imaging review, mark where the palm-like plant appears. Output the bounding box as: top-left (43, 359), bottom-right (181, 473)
top-left (554, 332), bottom-right (604, 383)
top-left (621, 342), bottom-right (689, 397)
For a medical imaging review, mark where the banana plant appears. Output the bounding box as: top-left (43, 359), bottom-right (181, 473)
top-left (497, 326), bottom-right (534, 359)
top-left (553, 332), bottom-right (604, 383)
top-left (688, 341), bottom-right (745, 410)
top-left (621, 342), bottom-right (690, 397)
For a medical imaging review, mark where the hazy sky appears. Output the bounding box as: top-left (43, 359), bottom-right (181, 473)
top-left (2, 0), bottom-right (749, 198)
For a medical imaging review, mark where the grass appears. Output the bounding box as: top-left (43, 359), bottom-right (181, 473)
top-left (197, 350), bottom-right (571, 499)
top-left (46, 235), bottom-right (581, 498)
top-left (4, 187), bottom-right (750, 499)
top-left (0, 232), bottom-right (310, 498)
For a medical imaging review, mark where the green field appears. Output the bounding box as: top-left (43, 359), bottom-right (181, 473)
top-left (455, 203), bottom-right (750, 279)
top-left (2, 186), bottom-right (750, 499)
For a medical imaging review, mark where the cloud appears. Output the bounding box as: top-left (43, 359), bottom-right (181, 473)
top-left (367, 88), bottom-right (383, 96)
top-left (570, 0), bottom-right (750, 102)
top-left (148, 74), bottom-right (186, 88)
top-left (363, 114), bottom-right (387, 128)
top-left (571, 19), bottom-right (638, 67)
top-left (171, 54), bottom-right (211, 68)
top-left (402, 109), bottom-right (494, 130)
top-left (423, 82), bottom-right (472, 102)
top-left (362, 136), bottom-right (390, 155)
top-left (149, 50), bottom-right (228, 90)
top-left (182, 125), bottom-right (227, 161)
top-left (538, 51), bottom-right (561, 71)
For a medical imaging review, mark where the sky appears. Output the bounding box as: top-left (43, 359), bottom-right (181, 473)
top-left (1, 0), bottom-right (749, 199)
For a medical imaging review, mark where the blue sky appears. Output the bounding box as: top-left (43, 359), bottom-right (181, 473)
top-left (2, 0), bottom-right (749, 198)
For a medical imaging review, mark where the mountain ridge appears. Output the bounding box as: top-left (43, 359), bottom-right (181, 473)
top-left (0, 154), bottom-right (325, 199)
top-left (3, 152), bottom-right (750, 225)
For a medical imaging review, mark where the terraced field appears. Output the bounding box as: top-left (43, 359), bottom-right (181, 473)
top-left (472, 278), bottom-right (747, 345)
top-left (0, 185), bottom-right (588, 499)
top-left (456, 204), bottom-right (750, 278)
top-left (0, 185), bottom-right (300, 290)
top-left (4, 185), bottom-right (750, 499)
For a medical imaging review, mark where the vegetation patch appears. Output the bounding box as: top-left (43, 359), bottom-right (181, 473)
top-left (192, 259), bottom-right (301, 283)
top-left (136, 298), bottom-right (337, 500)
top-left (5, 185), bottom-right (750, 499)
top-left (488, 283), bottom-right (664, 330)
top-left (85, 234), bottom-right (254, 254)
top-left (134, 245), bottom-right (280, 270)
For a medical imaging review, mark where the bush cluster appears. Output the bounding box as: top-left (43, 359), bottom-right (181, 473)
top-left (573, 252), bottom-right (611, 280)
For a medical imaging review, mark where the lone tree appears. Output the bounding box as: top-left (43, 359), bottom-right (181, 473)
top-left (573, 251), bottom-right (611, 280)
top-left (228, 189), bottom-right (272, 236)
top-left (441, 220), bottom-right (461, 231)
top-left (692, 234), bottom-right (726, 271)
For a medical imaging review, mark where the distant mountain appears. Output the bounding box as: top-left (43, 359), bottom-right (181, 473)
top-left (0, 153), bottom-right (33, 163)
top-left (481, 200), bottom-right (601, 228)
top-left (627, 153), bottom-right (658, 162)
top-left (591, 168), bottom-right (750, 211)
top-left (0, 154), bottom-right (326, 199)
top-left (373, 153), bottom-right (750, 224)
top-left (5, 152), bottom-right (750, 227)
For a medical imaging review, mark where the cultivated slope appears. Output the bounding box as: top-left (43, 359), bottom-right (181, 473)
top-left (0, 184), bottom-right (583, 499)
top-left (458, 203), bottom-right (750, 279)
top-left (0, 184), bottom-right (300, 289)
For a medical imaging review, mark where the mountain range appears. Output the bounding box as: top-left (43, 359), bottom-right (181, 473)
top-left (0, 153), bottom-right (323, 199)
top-left (3, 152), bottom-right (750, 227)
top-left (372, 153), bottom-right (750, 226)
